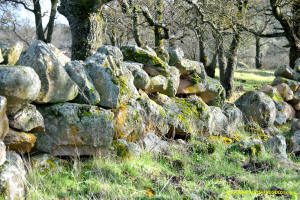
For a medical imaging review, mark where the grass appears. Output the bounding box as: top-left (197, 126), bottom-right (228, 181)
top-left (24, 68), bottom-right (300, 200)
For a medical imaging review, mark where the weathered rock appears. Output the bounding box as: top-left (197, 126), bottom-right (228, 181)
top-left (258, 85), bottom-right (284, 103)
top-left (8, 104), bottom-right (44, 133)
top-left (291, 118), bottom-right (300, 132)
top-left (205, 106), bottom-right (230, 135)
top-left (272, 76), bottom-right (300, 91)
top-left (114, 139), bottom-right (142, 158)
top-left (17, 40), bottom-right (78, 103)
top-left (155, 46), bottom-right (169, 63)
top-left (147, 75), bottom-right (168, 93)
top-left (96, 45), bottom-right (124, 66)
top-left (141, 132), bottom-right (168, 154)
top-left (48, 43), bottom-right (71, 66)
top-left (264, 135), bottom-right (287, 157)
top-left (168, 46), bottom-right (184, 66)
top-left (275, 154), bottom-right (299, 171)
top-left (153, 94), bottom-right (208, 138)
top-left (274, 83), bottom-right (294, 101)
top-left (275, 102), bottom-right (295, 125)
top-left (36, 103), bottom-right (115, 156)
top-left (294, 58), bottom-right (300, 73)
top-left (0, 97), bottom-right (8, 139)
top-left (223, 103), bottom-right (244, 133)
top-left (31, 153), bottom-right (67, 169)
top-left (121, 45), bottom-right (169, 75)
top-left (262, 126), bottom-right (279, 136)
top-left (274, 64), bottom-right (299, 80)
top-left (0, 152), bottom-right (26, 199)
top-left (0, 141), bottom-right (5, 166)
top-left (291, 130), bottom-right (300, 156)
top-left (165, 66), bottom-right (180, 97)
top-left (0, 66), bottom-right (41, 114)
top-left (235, 91), bottom-right (276, 128)
top-left (234, 140), bottom-right (265, 156)
top-left (275, 112), bottom-right (287, 126)
top-left (123, 62), bottom-right (150, 90)
top-left (175, 59), bottom-right (206, 78)
top-left (0, 41), bottom-right (23, 65)
top-left (199, 77), bottom-right (226, 107)
top-left (4, 129), bottom-right (36, 153)
top-left (65, 60), bottom-right (101, 105)
top-left (282, 102), bottom-right (295, 121)
top-left (0, 49), bottom-right (3, 63)
top-left (114, 92), bottom-right (169, 141)
top-left (85, 53), bottom-right (138, 109)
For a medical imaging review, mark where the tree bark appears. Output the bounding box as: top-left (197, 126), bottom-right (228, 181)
top-left (207, 47), bottom-right (218, 78)
top-left (154, 0), bottom-right (163, 48)
top-left (198, 32), bottom-right (208, 68)
top-left (218, 39), bottom-right (226, 86)
top-left (224, 33), bottom-right (240, 98)
top-left (45, 0), bottom-right (58, 43)
top-left (33, 0), bottom-right (45, 41)
top-left (255, 36), bottom-right (262, 69)
top-left (133, 6), bottom-right (143, 47)
top-left (58, 0), bottom-right (111, 60)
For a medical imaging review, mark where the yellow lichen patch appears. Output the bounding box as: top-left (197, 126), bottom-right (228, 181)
top-left (207, 136), bottom-right (232, 144)
top-left (113, 104), bottom-right (128, 139)
top-left (5, 132), bottom-right (36, 153)
top-left (70, 125), bottom-right (78, 136)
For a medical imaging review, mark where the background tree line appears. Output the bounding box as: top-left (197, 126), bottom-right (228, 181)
top-left (0, 0), bottom-right (298, 98)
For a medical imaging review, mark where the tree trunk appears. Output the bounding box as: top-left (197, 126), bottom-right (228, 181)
top-left (58, 0), bottom-right (106, 60)
top-left (207, 48), bottom-right (218, 78)
top-left (198, 34), bottom-right (208, 68)
top-left (33, 0), bottom-right (45, 41)
top-left (290, 45), bottom-right (300, 67)
top-left (224, 33), bottom-right (240, 98)
top-left (255, 36), bottom-right (262, 69)
top-left (154, 0), bottom-right (163, 48)
top-left (218, 40), bottom-right (226, 86)
top-left (45, 0), bottom-right (58, 43)
top-left (133, 6), bottom-right (143, 47)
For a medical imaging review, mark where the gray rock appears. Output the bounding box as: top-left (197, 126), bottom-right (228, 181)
top-left (48, 43), bottom-right (71, 66)
top-left (0, 41), bottom-right (23, 65)
top-left (175, 58), bottom-right (207, 79)
top-left (291, 130), bottom-right (300, 156)
top-left (0, 141), bottom-right (5, 166)
top-left (147, 75), bottom-right (168, 93)
top-left (223, 103), bottom-right (244, 132)
top-left (205, 106), bottom-right (229, 136)
top-left (168, 46), bottom-right (184, 66)
top-left (274, 83), bottom-right (294, 101)
top-left (114, 139), bottom-right (141, 157)
top-left (8, 104), bottom-right (44, 133)
top-left (165, 66), bottom-right (180, 97)
top-left (291, 118), bottom-right (300, 132)
top-left (294, 58), bottom-right (300, 73)
top-left (272, 76), bottom-right (300, 92)
top-left (235, 91), bottom-right (276, 128)
top-left (258, 85), bottom-right (284, 103)
top-left (264, 135), bottom-right (287, 157)
top-left (0, 66), bottom-right (41, 114)
top-left (123, 62), bottom-right (150, 90)
top-left (155, 46), bottom-right (169, 63)
top-left (199, 77), bottom-right (226, 107)
top-left (274, 64), bottom-right (298, 80)
top-left (96, 45), bottom-right (123, 66)
top-left (141, 132), bottom-right (168, 154)
top-left (4, 129), bottom-right (36, 153)
top-left (235, 140), bottom-right (265, 156)
top-left (275, 154), bottom-right (299, 171)
top-left (65, 60), bottom-right (101, 105)
top-left (85, 54), bottom-right (138, 109)
top-left (153, 94), bottom-right (208, 138)
top-left (114, 92), bottom-right (169, 141)
top-left (0, 96), bottom-right (9, 139)
top-left (17, 40), bottom-right (78, 103)
top-left (274, 112), bottom-right (287, 126)
top-left (36, 103), bottom-right (115, 156)
top-left (121, 45), bottom-right (169, 76)
top-left (0, 152), bottom-right (26, 200)
top-left (262, 126), bottom-right (279, 136)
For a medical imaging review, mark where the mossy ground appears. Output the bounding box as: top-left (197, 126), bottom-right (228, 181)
top-left (25, 69), bottom-right (300, 199)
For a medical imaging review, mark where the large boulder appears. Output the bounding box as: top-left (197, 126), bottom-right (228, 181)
top-left (48, 43), bottom-right (71, 65)
top-left (96, 45), bottom-right (124, 66)
top-left (65, 60), bottom-right (101, 105)
top-left (199, 77), bottom-right (226, 107)
top-left (8, 104), bottom-right (44, 133)
top-left (168, 46), bottom-right (184, 66)
top-left (153, 94), bottom-right (209, 138)
top-left (121, 45), bottom-right (169, 76)
top-left (264, 135), bottom-right (287, 158)
top-left (272, 76), bottom-right (300, 92)
top-left (17, 40), bottom-right (78, 103)
top-left (141, 132), bottom-right (168, 154)
top-left (0, 96), bottom-right (9, 139)
top-left (274, 64), bottom-right (300, 80)
top-left (205, 106), bottom-right (230, 136)
top-left (0, 41), bottom-right (23, 65)
top-left (4, 129), bottom-right (36, 153)
top-left (85, 52), bottom-right (139, 109)
top-left (223, 103), bottom-right (244, 133)
top-left (235, 91), bottom-right (276, 128)
top-left (258, 85), bottom-right (284, 103)
top-left (0, 66), bottom-right (41, 113)
top-left (36, 103), bottom-right (115, 156)
top-left (291, 130), bottom-right (300, 156)
top-left (0, 152), bottom-right (26, 199)
top-left (114, 92), bottom-right (169, 141)
top-left (123, 62), bottom-right (150, 90)
top-left (274, 83), bottom-right (294, 101)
